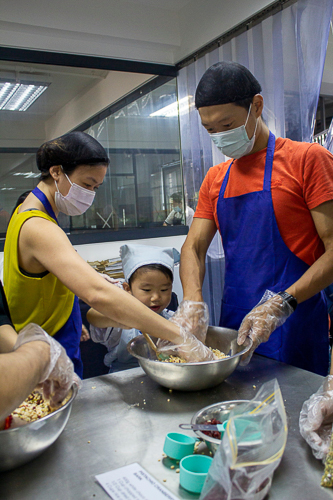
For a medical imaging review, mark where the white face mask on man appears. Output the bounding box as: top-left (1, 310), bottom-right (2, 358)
top-left (54, 169), bottom-right (96, 216)
top-left (209, 104), bottom-right (258, 159)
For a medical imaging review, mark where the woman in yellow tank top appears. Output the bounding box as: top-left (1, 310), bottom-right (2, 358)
top-left (3, 132), bottom-right (213, 377)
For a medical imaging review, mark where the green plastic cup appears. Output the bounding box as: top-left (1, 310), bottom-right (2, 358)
top-left (179, 454), bottom-right (213, 493)
top-left (163, 432), bottom-right (197, 460)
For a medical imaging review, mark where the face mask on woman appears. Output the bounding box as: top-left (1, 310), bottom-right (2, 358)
top-left (209, 104), bottom-right (258, 159)
top-left (54, 169), bottom-right (96, 216)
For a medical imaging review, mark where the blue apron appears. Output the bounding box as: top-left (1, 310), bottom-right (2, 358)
top-left (217, 132), bottom-right (329, 376)
top-left (31, 187), bottom-right (83, 377)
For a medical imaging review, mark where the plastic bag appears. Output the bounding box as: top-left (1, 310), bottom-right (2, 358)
top-left (299, 375), bottom-right (333, 461)
top-left (200, 379), bottom-right (287, 500)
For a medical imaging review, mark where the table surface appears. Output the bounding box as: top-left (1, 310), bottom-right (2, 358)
top-left (1, 355), bottom-right (333, 500)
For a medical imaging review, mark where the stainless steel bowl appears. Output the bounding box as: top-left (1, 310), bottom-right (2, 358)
top-left (191, 399), bottom-right (258, 454)
top-left (0, 384), bottom-right (78, 472)
top-left (127, 326), bottom-right (252, 391)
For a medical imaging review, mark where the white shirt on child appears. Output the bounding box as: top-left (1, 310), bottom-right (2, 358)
top-left (89, 309), bottom-right (174, 368)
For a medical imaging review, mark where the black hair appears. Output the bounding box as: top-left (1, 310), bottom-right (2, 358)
top-left (195, 61), bottom-right (262, 110)
top-left (11, 190), bottom-right (31, 217)
top-left (128, 264), bottom-right (173, 288)
top-left (37, 131), bottom-right (110, 180)
top-left (171, 192), bottom-right (183, 204)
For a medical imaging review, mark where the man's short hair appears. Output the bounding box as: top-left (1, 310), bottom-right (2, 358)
top-left (195, 61), bottom-right (262, 109)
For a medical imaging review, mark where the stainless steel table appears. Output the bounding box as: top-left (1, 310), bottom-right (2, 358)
top-left (1, 355), bottom-right (332, 500)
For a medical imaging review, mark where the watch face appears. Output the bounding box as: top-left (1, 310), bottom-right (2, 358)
top-left (278, 291), bottom-right (297, 310)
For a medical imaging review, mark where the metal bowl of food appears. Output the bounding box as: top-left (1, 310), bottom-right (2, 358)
top-left (0, 384), bottom-right (78, 472)
top-left (127, 326), bottom-right (252, 391)
top-left (191, 399), bottom-right (259, 454)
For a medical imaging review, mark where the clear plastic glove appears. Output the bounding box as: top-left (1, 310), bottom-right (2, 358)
top-left (13, 323), bottom-right (81, 408)
top-left (99, 273), bottom-right (123, 288)
top-left (168, 300), bottom-right (209, 343)
top-left (156, 327), bottom-right (216, 363)
top-left (299, 376), bottom-right (333, 461)
top-left (237, 290), bottom-right (293, 366)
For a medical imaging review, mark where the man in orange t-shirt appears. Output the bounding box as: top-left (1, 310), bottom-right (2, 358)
top-left (180, 61), bottom-right (333, 376)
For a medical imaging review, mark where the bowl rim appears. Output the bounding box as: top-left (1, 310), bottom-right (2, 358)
top-left (128, 335), bottom-right (253, 366)
top-left (0, 383), bottom-right (78, 434)
top-left (191, 399), bottom-right (254, 443)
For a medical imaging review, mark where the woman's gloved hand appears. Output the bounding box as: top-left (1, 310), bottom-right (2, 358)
top-left (299, 376), bottom-right (333, 461)
top-left (13, 323), bottom-right (81, 408)
top-left (237, 290), bottom-right (294, 366)
top-left (168, 300), bottom-right (209, 343)
top-left (157, 327), bottom-right (216, 363)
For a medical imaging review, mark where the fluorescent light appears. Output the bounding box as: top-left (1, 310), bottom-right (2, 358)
top-left (1, 187), bottom-right (15, 191)
top-left (0, 81), bottom-right (49, 111)
top-left (150, 96), bottom-right (193, 117)
top-left (13, 172), bottom-right (40, 178)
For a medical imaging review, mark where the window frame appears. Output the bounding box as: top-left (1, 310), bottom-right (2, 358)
top-left (0, 48), bottom-right (188, 251)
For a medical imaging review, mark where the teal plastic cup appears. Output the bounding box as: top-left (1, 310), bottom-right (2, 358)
top-left (179, 455), bottom-right (213, 493)
top-left (163, 432), bottom-right (197, 460)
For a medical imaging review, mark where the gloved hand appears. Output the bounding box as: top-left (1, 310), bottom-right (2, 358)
top-left (13, 323), bottom-right (81, 408)
top-left (157, 327), bottom-right (216, 363)
top-left (299, 376), bottom-right (333, 461)
top-left (168, 300), bottom-right (209, 343)
top-left (237, 290), bottom-right (293, 366)
top-left (99, 273), bottom-right (123, 288)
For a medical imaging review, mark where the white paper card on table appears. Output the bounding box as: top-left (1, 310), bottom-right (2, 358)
top-left (95, 462), bottom-right (179, 500)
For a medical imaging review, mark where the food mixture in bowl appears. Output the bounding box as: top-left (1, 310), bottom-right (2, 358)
top-left (4, 390), bottom-right (72, 430)
top-left (161, 347), bottom-right (229, 363)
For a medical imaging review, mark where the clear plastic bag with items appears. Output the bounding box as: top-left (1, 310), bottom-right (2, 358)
top-left (200, 379), bottom-right (288, 500)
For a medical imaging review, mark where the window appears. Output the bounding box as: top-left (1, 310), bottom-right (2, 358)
top-left (0, 56), bottom-right (185, 244)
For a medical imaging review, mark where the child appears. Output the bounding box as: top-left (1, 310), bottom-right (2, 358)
top-left (87, 244), bottom-right (179, 372)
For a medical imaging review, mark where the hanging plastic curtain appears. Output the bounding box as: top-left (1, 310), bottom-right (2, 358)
top-left (324, 117), bottom-right (333, 152)
top-left (178, 0), bottom-right (333, 324)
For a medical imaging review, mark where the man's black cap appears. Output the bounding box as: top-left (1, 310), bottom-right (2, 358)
top-left (195, 61), bottom-right (262, 108)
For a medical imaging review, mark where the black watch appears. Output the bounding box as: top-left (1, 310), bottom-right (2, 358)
top-left (277, 291), bottom-right (298, 312)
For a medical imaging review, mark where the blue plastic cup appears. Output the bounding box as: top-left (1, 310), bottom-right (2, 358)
top-left (163, 432), bottom-right (197, 460)
top-left (179, 454), bottom-right (213, 493)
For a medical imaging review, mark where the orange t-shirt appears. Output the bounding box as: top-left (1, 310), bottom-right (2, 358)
top-left (194, 137), bottom-right (333, 266)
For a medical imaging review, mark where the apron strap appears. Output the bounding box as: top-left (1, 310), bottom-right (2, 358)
top-left (263, 132), bottom-right (276, 191)
top-left (32, 187), bottom-right (58, 223)
top-left (219, 132), bottom-right (276, 198)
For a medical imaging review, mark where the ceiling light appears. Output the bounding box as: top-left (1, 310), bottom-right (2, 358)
top-left (150, 96), bottom-right (193, 117)
top-left (0, 81), bottom-right (49, 111)
top-left (13, 172), bottom-right (40, 178)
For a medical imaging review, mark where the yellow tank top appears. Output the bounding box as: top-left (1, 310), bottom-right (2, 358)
top-left (3, 207), bottom-right (75, 335)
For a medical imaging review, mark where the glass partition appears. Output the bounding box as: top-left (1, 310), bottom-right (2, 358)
top-left (83, 79), bottom-right (184, 234)
top-left (0, 58), bottom-right (184, 241)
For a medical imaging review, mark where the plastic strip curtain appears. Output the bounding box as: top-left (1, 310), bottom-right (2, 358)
top-left (178, 0), bottom-right (333, 325)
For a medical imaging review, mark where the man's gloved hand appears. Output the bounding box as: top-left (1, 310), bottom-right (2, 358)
top-left (237, 290), bottom-right (294, 366)
top-left (157, 327), bottom-right (216, 363)
top-left (13, 323), bottom-right (81, 408)
top-left (168, 300), bottom-right (209, 343)
top-left (299, 376), bottom-right (333, 461)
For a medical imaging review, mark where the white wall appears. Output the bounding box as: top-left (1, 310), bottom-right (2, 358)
top-left (0, 234), bottom-right (186, 301)
top-left (0, 0), bottom-right (276, 65)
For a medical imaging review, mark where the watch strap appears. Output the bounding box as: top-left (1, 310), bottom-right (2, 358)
top-left (277, 291), bottom-right (298, 311)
